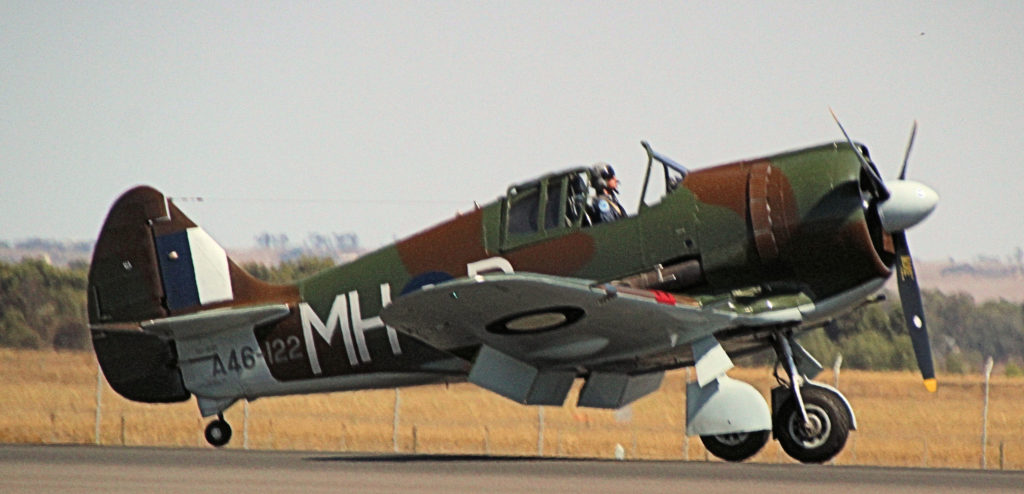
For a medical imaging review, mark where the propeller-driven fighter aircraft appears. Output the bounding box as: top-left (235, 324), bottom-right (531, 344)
top-left (87, 115), bottom-right (937, 463)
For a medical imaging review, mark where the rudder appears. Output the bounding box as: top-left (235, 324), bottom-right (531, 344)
top-left (88, 186), bottom-right (169, 323)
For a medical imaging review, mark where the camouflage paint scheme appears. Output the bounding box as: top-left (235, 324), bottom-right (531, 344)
top-left (88, 140), bottom-right (897, 408)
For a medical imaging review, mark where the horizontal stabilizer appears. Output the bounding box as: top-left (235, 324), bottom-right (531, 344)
top-left (141, 303), bottom-right (291, 340)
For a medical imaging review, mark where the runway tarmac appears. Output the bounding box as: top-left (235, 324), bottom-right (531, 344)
top-left (2, 444), bottom-right (1022, 494)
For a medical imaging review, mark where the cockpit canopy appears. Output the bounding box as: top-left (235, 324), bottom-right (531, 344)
top-left (500, 141), bottom-right (688, 250)
top-left (503, 168), bottom-right (593, 248)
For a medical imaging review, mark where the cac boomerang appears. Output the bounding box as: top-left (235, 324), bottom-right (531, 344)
top-left (87, 115), bottom-right (937, 463)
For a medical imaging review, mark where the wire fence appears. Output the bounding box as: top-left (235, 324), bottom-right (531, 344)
top-left (5, 402), bottom-right (1022, 470)
top-left (4, 350), bottom-right (1022, 470)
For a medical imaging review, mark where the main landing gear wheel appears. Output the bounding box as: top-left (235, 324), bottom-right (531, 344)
top-left (204, 415), bottom-right (232, 447)
top-left (700, 430), bottom-right (770, 462)
top-left (775, 386), bottom-right (850, 463)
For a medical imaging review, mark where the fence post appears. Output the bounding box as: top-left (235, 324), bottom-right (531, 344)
top-left (982, 356), bottom-right (994, 469)
top-left (537, 407), bottom-right (545, 456)
top-left (683, 368), bottom-right (690, 460)
top-left (833, 354), bottom-right (843, 388)
top-left (94, 363), bottom-right (102, 445)
top-left (243, 400), bottom-right (250, 450)
top-left (393, 389), bottom-right (401, 453)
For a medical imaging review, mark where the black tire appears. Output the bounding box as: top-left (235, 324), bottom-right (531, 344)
top-left (204, 419), bottom-right (232, 447)
top-left (700, 430), bottom-right (770, 462)
top-left (774, 386), bottom-right (850, 463)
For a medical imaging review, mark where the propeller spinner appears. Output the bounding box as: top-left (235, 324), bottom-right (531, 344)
top-left (831, 111), bottom-right (939, 392)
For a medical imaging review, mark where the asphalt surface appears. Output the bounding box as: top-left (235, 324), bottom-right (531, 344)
top-left (2, 444), bottom-right (1022, 493)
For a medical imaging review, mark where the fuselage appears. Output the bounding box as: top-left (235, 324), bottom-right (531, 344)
top-left (264, 141), bottom-right (892, 381)
top-left (90, 141), bottom-right (898, 408)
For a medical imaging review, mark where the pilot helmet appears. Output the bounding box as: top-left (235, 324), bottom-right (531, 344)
top-left (592, 163), bottom-right (616, 190)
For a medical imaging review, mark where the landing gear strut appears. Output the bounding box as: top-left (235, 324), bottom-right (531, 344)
top-left (204, 413), bottom-right (232, 447)
top-left (770, 331), bottom-right (853, 464)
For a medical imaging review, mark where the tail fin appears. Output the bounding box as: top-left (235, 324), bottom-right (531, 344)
top-left (88, 186), bottom-right (297, 402)
top-left (88, 186), bottom-right (296, 324)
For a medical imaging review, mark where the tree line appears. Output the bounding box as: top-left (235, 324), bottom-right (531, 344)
top-left (2, 258), bottom-right (1022, 376)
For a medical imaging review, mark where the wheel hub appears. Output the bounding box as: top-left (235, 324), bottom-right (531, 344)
top-left (788, 404), bottom-right (831, 449)
top-left (714, 432), bottom-right (750, 447)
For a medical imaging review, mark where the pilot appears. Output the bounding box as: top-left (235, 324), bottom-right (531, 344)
top-left (590, 163), bottom-right (625, 223)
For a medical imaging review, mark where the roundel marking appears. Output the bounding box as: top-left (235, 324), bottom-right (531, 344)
top-left (486, 306), bottom-right (585, 334)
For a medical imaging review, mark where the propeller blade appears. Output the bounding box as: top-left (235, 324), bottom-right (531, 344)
top-left (899, 120), bottom-right (918, 180)
top-left (892, 231), bottom-right (937, 392)
top-left (829, 108), bottom-right (890, 200)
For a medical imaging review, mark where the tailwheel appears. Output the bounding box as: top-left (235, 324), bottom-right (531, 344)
top-left (204, 415), bottom-right (232, 447)
top-left (700, 430), bottom-right (770, 462)
top-left (774, 386), bottom-right (850, 463)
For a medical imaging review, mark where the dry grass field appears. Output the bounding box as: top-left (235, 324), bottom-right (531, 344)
top-left (2, 348), bottom-right (1022, 469)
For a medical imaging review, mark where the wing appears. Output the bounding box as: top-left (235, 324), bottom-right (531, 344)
top-left (380, 272), bottom-right (863, 408)
top-left (380, 273), bottom-right (741, 370)
top-left (378, 271), bottom-right (852, 371)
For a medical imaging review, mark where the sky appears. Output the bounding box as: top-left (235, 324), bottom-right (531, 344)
top-left (3, 1), bottom-right (1023, 262)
